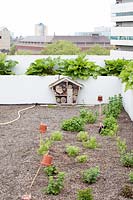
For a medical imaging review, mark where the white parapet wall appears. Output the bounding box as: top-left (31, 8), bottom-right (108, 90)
top-left (121, 84), bottom-right (133, 121)
top-left (0, 75), bottom-right (121, 105)
top-left (7, 55), bottom-right (111, 75)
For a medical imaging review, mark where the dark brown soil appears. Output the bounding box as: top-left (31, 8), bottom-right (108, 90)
top-left (0, 105), bottom-right (132, 200)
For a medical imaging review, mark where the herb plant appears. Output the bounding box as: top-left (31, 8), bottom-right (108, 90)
top-left (116, 137), bottom-right (127, 155)
top-left (83, 137), bottom-right (99, 149)
top-left (100, 116), bottom-right (118, 136)
top-left (76, 155), bottom-right (88, 163)
top-left (61, 116), bottom-right (85, 132)
top-left (37, 138), bottom-right (53, 155)
top-left (129, 171), bottom-right (133, 183)
top-left (77, 131), bottom-right (89, 142)
top-left (44, 165), bottom-right (58, 176)
top-left (77, 188), bottom-right (94, 200)
top-left (120, 151), bottom-right (133, 167)
top-left (79, 109), bottom-right (97, 124)
top-left (44, 172), bottom-right (65, 195)
top-left (50, 131), bottom-right (63, 141)
top-left (82, 166), bottom-right (100, 184)
top-left (66, 145), bottom-right (80, 157)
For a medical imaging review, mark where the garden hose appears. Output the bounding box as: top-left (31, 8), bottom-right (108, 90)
top-left (0, 104), bottom-right (36, 125)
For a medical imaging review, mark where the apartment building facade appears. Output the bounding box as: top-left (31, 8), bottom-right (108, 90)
top-left (110, 0), bottom-right (133, 58)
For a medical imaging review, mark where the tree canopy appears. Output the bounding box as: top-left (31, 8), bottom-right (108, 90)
top-left (41, 40), bottom-right (80, 55)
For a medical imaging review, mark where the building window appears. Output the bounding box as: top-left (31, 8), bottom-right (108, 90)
top-left (0, 36), bottom-right (2, 39)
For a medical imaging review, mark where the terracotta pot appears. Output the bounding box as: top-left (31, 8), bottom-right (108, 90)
top-left (97, 95), bottom-right (103, 102)
top-left (21, 194), bottom-right (31, 200)
top-left (39, 123), bottom-right (47, 134)
top-left (41, 154), bottom-right (53, 166)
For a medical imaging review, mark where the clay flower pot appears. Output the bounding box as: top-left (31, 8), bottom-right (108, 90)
top-left (21, 194), bottom-right (31, 200)
top-left (97, 95), bottom-right (103, 102)
top-left (39, 123), bottom-right (47, 134)
top-left (41, 154), bottom-right (53, 166)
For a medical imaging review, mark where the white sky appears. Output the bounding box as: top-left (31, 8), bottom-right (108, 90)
top-left (0, 0), bottom-right (115, 37)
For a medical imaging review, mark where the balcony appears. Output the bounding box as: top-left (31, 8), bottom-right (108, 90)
top-left (112, 2), bottom-right (133, 13)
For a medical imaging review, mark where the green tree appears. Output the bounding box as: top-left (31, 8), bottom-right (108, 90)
top-left (41, 40), bottom-right (81, 55)
top-left (9, 45), bottom-right (16, 55)
top-left (87, 44), bottom-right (110, 55)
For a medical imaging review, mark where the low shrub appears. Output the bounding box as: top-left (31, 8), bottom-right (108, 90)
top-left (61, 116), bottom-right (85, 132)
top-left (77, 131), bottom-right (89, 142)
top-left (66, 145), bottom-right (80, 157)
top-left (80, 109), bottom-right (97, 124)
top-left (76, 155), bottom-right (88, 163)
top-left (82, 166), bottom-right (100, 184)
top-left (77, 188), bottom-right (94, 200)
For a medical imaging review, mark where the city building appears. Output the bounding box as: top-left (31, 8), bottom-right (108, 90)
top-left (110, 0), bottom-right (133, 58)
top-left (16, 34), bottom-right (110, 54)
top-left (94, 26), bottom-right (111, 38)
top-left (35, 23), bottom-right (48, 36)
top-left (0, 27), bottom-right (10, 52)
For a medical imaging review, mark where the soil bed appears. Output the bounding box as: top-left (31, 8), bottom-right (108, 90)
top-left (0, 105), bottom-right (132, 200)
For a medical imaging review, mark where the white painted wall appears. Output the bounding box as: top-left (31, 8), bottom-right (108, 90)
top-left (7, 55), bottom-right (111, 75)
top-left (110, 50), bottom-right (133, 59)
top-left (121, 84), bottom-right (133, 121)
top-left (0, 75), bottom-right (121, 105)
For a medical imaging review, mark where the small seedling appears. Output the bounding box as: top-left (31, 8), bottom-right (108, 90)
top-left (50, 131), bottom-right (63, 141)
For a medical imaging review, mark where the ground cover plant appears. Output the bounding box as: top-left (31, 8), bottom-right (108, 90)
top-left (0, 105), bottom-right (132, 200)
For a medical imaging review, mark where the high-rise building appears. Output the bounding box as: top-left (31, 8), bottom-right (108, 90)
top-left (110, 0), bottom-right (133, 58)
top-left (0, 27), bottom-right (10, 52)
top-left (35, 23), bottom-right (48, 36)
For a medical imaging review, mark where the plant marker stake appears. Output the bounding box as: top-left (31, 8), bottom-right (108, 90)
top-left (97, 95), bottom-right (103, 121)
top-left (29, 165), bottom-right (42, 190)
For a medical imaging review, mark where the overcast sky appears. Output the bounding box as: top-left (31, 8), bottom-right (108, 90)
top-left (0, 0), bottom-right (115, 37)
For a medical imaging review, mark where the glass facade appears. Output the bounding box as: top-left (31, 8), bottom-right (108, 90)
top-left (111, 36), bottom-right (133, 40)
top-left (112, 11), bottom-right (133, 16)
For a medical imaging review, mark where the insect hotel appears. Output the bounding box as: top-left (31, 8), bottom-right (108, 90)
top-left (49, 77), bottom-right (83, 105)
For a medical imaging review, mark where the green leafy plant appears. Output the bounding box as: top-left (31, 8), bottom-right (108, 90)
top-left (77, 188), bottom-right (94, 200)
top-left (129, 171), bottom-right (133, 183)
top-left (83, 136), bottom-right (99, 149)
top-left (120, 184), bottom-right (133, 198)
top-left (66, 145), bottom-right (80, 157)
top-left (104, 94), bottom-right (123, 119)
top-left (58, 55), bottom-right (100, 80)
top-left (61, 116), bottom-right (85, 132)
top-left (77, 131), bottom-right (89, 142)
top-left (120, 151), bottom-right (133, 167)
top-left (0, 53), bottom-right (18, 75)
top-left (37, 138), bottom-right (53, 155)
top-left (116, 137), bottom-right (127, 155)
top-left (100, 116), bottom-right (118, 136)
top-left (119, 61), bottom-right (133, 91)
top-left (26, 57), bottom-right (61, 75)
top-left (76, 155), bottom-right (88, 163)
top-left (79, 109), bottom-right (97, 124)
top-left (100, 59), bottom-right (129, 76)
top-left (44, 172), bottom-right (65, 195)
top-left (50, 131), bottom-right (63, 141)
top-left (82, 166), bottom-right (100, 184)
top-left (44, 165), bottom-right (58, 176)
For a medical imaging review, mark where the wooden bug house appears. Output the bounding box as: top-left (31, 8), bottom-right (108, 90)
top-left (49, 77), bottom-right (83, 105)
